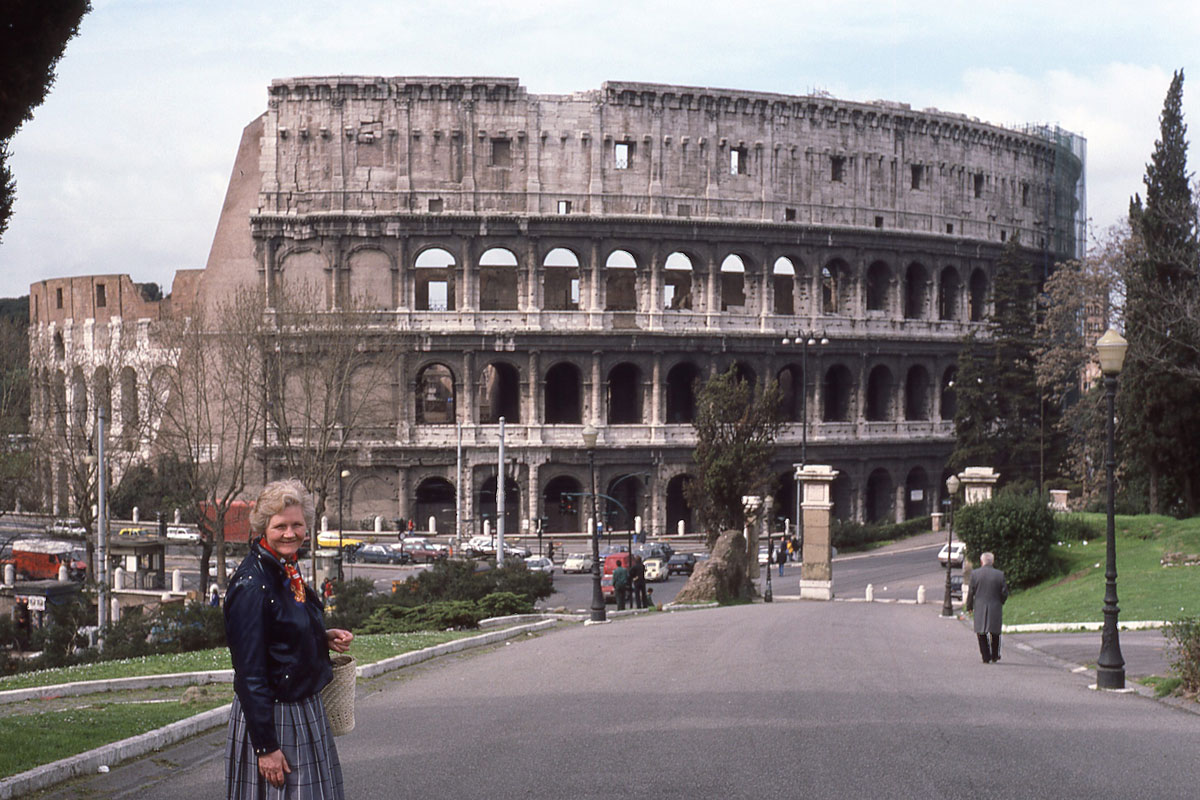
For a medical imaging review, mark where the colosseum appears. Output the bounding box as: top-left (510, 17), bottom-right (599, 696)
top-left (29, 76), bottom-right (1086, 537)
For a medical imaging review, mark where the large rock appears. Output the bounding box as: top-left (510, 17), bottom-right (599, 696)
top-left (673, 529), bottom-right (755, 604)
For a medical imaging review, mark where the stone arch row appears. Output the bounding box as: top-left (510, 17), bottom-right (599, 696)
top-left (269, 238), bottom-right (993, 323)
top-left (416, 355), bottom-right (960, 426)
top-left (32, 364), bottom-right (157, 440)
top-left (771, 461), bottom-right (949, 525)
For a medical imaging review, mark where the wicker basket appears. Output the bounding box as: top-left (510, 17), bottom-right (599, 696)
top-left (321, 654), bottom-right (356, 736)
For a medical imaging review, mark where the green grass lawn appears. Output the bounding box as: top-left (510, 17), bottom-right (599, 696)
top-left (1005, 513), bottom-right (1200, 625)
top-left (0, 630), bottom-right (480, 692)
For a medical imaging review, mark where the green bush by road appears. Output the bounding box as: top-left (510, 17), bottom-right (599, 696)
top-left (1004, 513), bottom-right (1200, 625)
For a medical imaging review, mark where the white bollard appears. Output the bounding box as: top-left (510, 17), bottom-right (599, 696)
top-left (3, 563), bottom-right (13, 585)
top-left (375, 515), bottom-right (383, 533)
top-left (172, 569), bottom-right (183, 593)
top-left (865, 583), bottom-right (874, 602)
top-left (428, 515), bottom-right (436, 534)
top-left (58, 564), bottom-right (68, 581)
top-left (110, 597), bottom-right (120, 623)
top-left (917, 585), bottom-right (926, 604)
top-left (321, 515), bottom-right (329, 531)
top-left (484, 520), bottom-right (491, 537)
top-left (174, 508), bottom-right (182, 524)
top-left (132, 506), bottom-right (140, 523)
top-left (677, 520), bottom-right (685, 537)
top-left (113, 566), bottom-right (124, 590)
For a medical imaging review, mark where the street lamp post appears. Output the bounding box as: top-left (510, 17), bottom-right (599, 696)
top-left (583, 425), bottom-right (606, 623)
top-left (337, 468), bottom-right (350, 581)
top-left (942, 474), bottom-right (961, 618)
top-left (1096, 328), bottom-right (1128, 690)
top-left (783, 331), bottom-right (828, 551)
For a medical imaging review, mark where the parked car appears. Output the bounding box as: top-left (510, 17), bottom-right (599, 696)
top-left (633, 542), bottom-right (674, 562)
top-left (938, 541), bottom-right (966, 568)
top-left (562, 553), bottom-right (594, 573)
top-left (118, 527), bottom-right (154, 537)
top-left (643, 557), bottom-right (668, 582)
top-left (47, 519), bottom-right (87, 537)
top-left (951, 574), bottom-right (964, 600)
top-left (405, 541), bottom-right (447, 563)
top-left (316, 531), bottom-right (366, 550)
top-left (525, 556), bottom-right (554, 574)
top-left (356, 543), bottom-right (405, 564)
top-left (667, 553), bottom-right (697, 575)
top-left (758, 546), bottom-right (770, 566)
top-left (166, 526), bottom-right (201, 544)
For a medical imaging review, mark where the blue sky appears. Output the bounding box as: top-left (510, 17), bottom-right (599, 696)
top-left (3, 0), bottom-right (1199, 298)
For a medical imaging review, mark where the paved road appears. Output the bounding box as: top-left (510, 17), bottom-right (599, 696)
top-left (38, 601), bottom-right (1197, 800)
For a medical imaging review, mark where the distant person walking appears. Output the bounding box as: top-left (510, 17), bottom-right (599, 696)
top-left (775, 542), bottom-right (787, 576)
top-left (630, 555), bottom-right (648, 609)
top-left (965, 551), bottom-right (1009, 664)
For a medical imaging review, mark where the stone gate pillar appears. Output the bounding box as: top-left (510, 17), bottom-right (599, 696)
top-left (959, 466), bottom-right (999, 506)
top-left (797, 464), bottom-right (838, 600)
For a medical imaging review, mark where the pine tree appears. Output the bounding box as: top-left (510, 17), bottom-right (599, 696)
top-left (947, 330), bottom-right (994, 473)
top-left (1120, 69), bottom-right (1200, 514)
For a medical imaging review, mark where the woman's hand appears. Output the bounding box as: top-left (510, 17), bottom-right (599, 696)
top-left (327, 628), bottom-right (354, 653)
top-left (258, 749), bottom-right (290, 788)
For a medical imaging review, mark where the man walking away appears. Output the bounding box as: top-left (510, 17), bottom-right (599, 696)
top-left (966, 551), bottom-right (1009, 663)
top-left (613, 560), bottom-right (630, 611)
top-left (630, 555), bottom-right (648, 609)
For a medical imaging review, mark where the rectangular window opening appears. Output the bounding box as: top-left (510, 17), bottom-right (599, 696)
top-left (973, 172), bottom-right (984, 198)
top-left (428, 197), bottom-right (444, 213)
top-left (677, 204), bottom-right (691, 218)
top-left (785, 207), bottom-right (796, 222)
top-left (946, 223), bottom-right (954, 234)
top-left (56, 287), bottom-right (63, 309)
top-left (1021, 183), bottom-right (1030, 207)
top-left (911, 164), bottom-right (922, 190)
top-left (831, 156), bottom-right (846, 183)
top-left (1000, 230), bottom-right (1007, 242)
top-left (730, 146), bottom-right (749, 175)
top-left (96, 284), bottom-right (107, 308)
top-left (874, 216), bottom-right (884, 229)
top-left (557, 199), bottom-right (572, 214)
top-left (491, 138), bottom-right (512, 168)
top-left (614, 142), bottom-right (632, 170)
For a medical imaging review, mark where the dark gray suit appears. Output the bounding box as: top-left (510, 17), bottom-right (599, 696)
top-left (966, 563), bottom-right (1009, 662)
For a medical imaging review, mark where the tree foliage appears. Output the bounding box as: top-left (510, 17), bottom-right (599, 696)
top-left (684, 366), bottom-right (782, 546)
top-left (1119, 69), bottom-right (1200, 515)
top-left (0, 1), bottom-right (91, 240)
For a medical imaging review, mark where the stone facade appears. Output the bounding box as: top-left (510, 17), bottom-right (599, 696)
top-left (30, 77), bottom-right (1086, 535)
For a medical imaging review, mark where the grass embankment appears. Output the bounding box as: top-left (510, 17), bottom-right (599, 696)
top-left (0, 630), bottom-right (480, 779)
top-left (1005, 514), bottom-right (1200, 626)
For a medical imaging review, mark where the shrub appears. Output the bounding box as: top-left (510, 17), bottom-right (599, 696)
top-left (326, 577), bottom-right (385, 631)
top-left (477, 592), bottom-right (534, 618)
top-left (358, 600), bottom-right (482, 634)
top-left (833, 516), bottom-right (930, 552)
top-left (1163, 616), bottom-right (1200, 693)
top-left (954, 492), bottom-right (1057, 588)
top-left (392, 558), bottom-right (552, 607)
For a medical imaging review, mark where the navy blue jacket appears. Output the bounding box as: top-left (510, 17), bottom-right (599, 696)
top-left (224, 539), bottom-right (333, 754)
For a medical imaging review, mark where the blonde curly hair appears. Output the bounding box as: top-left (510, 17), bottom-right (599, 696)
top-left (249, 479), bottom-right (314, 536)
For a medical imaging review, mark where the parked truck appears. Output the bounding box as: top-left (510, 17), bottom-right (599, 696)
top-left (4, 540), bottom-right (87, 581)
top-left (200, 500), bottom-right (254, 552)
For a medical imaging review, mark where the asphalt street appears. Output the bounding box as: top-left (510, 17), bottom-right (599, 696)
top-left (36, 601), bottom-right (1198, 800)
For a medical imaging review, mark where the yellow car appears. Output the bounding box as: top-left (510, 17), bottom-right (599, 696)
top-left (117, 527), bottom-right (153, 537)
top-left (316, 531), bottom-right (365, 550)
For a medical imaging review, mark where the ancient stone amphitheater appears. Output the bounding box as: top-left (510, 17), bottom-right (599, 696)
top-left (29, 76), bottom-right (1085, 537)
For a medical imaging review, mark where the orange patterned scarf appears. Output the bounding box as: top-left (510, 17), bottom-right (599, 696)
top-left (259, 539), bottom-right (307, 603)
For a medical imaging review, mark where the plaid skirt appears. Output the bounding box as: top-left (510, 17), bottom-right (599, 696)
top-left (226, 693), bottom-right (344, 800)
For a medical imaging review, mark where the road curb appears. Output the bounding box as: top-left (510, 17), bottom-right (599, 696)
top-left (0, 619), bottom-right (559, 799)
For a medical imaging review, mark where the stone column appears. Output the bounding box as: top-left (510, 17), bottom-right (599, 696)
top-left (895, 483), bottom-right (906, 523)
top-left (797, 464), bottom-right (838, 600)
top-left (959, 466), bottom-right (999, 505)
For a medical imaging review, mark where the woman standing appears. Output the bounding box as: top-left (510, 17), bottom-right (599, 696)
top-left (224, 479), bottom-right (354, 799)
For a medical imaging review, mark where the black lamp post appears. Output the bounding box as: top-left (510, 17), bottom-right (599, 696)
top-left (942, 474), bottom-right (961, 618)
top-left (583, 425), bottom-right (606, 622)
top-left (1096, 328), bottom-right (1128, 690)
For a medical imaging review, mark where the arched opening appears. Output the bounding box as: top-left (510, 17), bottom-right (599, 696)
top-left (773, 257), bottom-right (796, 315)
top-left (777, 364), bottom-right (803, 422)
top-left (544, 362), bottom-right (582, 424)
top-left (666, 474), bottom-right (693, 534)
top-left (822, 364), bottom-right (853, 422)
top-left (70, 366), bottom-right (87, 434)
top-left (605, 474), bottom-right (644, 534)
top-left (865, 365), bottom-right (893, 421)
top-left (543, 475), bottom-right (583, 533)
top-left (822, 259), bottom-right (852, 314)
top-left (414, 478), bottom-right (456, 536)
top-left (478, 475), bottom-right (520, 534)
top-left (905, 467), bottom-right (930, 519)
top-left (904, 262), bottom-right (929, 319)
top-left (941, 366), bottom-right (957, 421)
top-left (663, 252), bottom-right (693, 310)
top-left (607, 362), bottom-right (642, 424)
top-left (50, 371), bottom-right (65, 435)
top-left (415, 247), bottom-right (456, 311)
top-left (415, 363), bottom-right (456, 425)
top-left (543, 247), bottom-right (581, 311)
top-left (865, 468), bottom-right (894, 523)
top-left (119, 366), bottom-right (139, 437)
top-left (479, 247), bottom-right (519, 311)
top-left (905, 365), bottom-right (931, 421)
top-left (720, 254), bottom-right (746, 310)
top-left (969, 268), bottom-right (989, 321)
top-left (938, 266), bottom-right (961, 320)
top-left (732, 361), bottom-right (756, 388)
top-left (53, 332), bottom-right (65, 361)
top-left (605, 249), bottom-right (638, 311)
top-left (666, 362), bottom-right (700, 423)
top-left (478, 362), bottom-right (521, 424)
top-left (93, 366), bottom-right (111, 422)
top-left (865, 260), bottom-right (891, 312)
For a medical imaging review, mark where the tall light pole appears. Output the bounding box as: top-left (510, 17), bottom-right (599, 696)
top-left (583, 424), bottom-right (606, 622)
top-left (942, 474), bottom-right (961, 618)
top-left (337, 468), bottom-right (350, 581)
top-left (783, 331), bottom-right (828, 551)
top-left (1096, 328), bottom-right (1128, 690)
